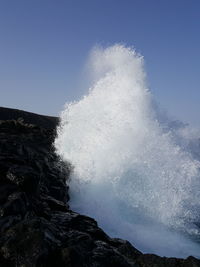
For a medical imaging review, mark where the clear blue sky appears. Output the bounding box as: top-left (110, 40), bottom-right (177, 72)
top-left (0, 0), bottom-right (200, 126)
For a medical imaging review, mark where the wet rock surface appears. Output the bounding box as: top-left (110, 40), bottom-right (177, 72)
top-left (0, 107), bottom-right (199, 267)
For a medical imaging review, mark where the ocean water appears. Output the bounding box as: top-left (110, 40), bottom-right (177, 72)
top-left (55, 44), bottom-right (200, 258)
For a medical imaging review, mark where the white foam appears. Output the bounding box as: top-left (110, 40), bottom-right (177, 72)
top-left (55, 44), bottom-right (200, 258)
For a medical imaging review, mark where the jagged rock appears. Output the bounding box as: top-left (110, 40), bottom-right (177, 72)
top-left (0, 107), bottom-right (199, 267)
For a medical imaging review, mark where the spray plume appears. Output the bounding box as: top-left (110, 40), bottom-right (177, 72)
top-left (55, 44), bottom-right (200, 258)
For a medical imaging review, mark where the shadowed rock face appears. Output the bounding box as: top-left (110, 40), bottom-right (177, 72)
top-left (0, 107), bottom-right (200, 267)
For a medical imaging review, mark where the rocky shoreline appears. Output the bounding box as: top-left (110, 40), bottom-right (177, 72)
top-left (0, 107), bottom-right (199, 266)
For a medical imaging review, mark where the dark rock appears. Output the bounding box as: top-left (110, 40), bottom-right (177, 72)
top-left (7, 165), bottom-right (40, 193)
top-left (0, 107), bottom-right (200, 267)
top-left (0, 107), bottom-right (58, 130)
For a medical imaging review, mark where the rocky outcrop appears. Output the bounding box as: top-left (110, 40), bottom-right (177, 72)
top-left (0, 107), bottom-right (199, 267)
top-left (0, 107), bottom-right (59, 130)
